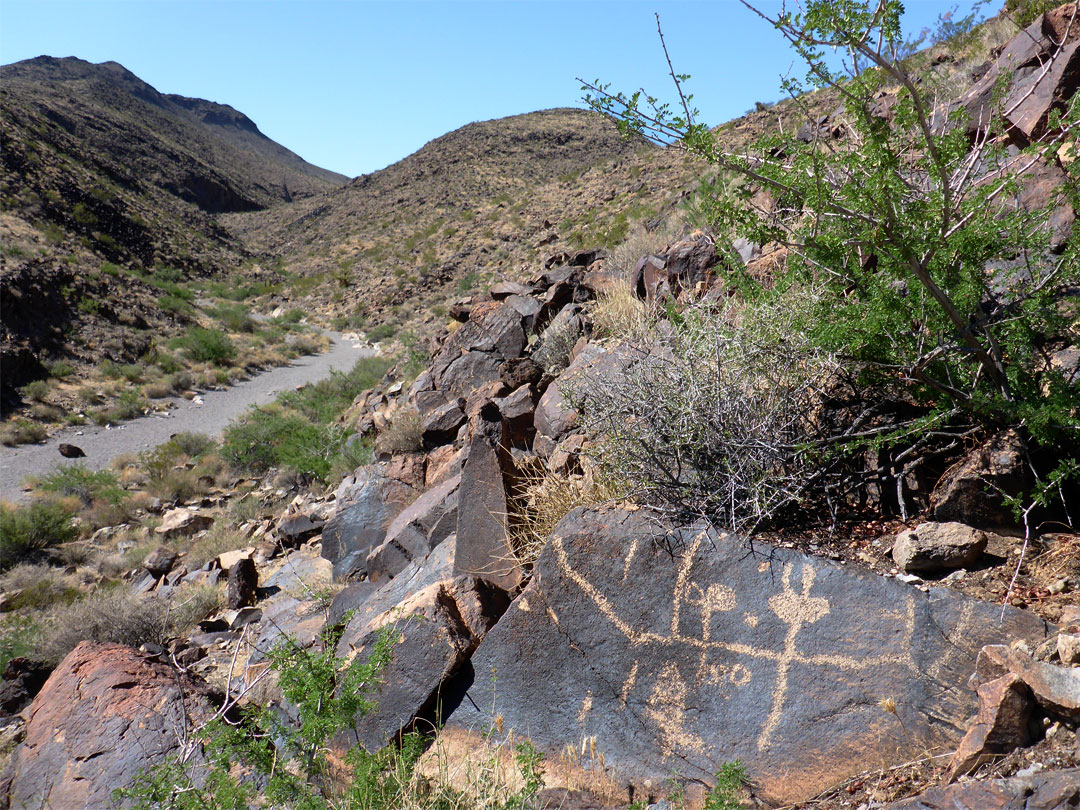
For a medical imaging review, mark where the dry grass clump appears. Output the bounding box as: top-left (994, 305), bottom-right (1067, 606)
top-left (510, 462), bottom-right (621, 567)
top-left (605, 217), bottom-right (684, 279)
top-left (185, 524), bottom-right (252, 571)
top-left (376, 406), bottom-right (423, 456)
top-left (40, 584), bottom-right (221, 665)
top-left (589, 280), bottom-right (652, 342)
top-left (0, 563), bottom-right (82, 611)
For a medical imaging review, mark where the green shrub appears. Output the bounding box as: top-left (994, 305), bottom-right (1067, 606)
top-left (47, 361), bottom-right (76, 379)
top-left (0, 420), bottom-right (47, 446)
top-left (106, 389), bottom-right (147, 421)
top-left (158, 294), bottom-right (194, 316)
top-left (20, 379), bottom-right (50, 402)
top-left (223, 407), bottom-right (337, 480)
top-left (279, 356), bottom-right (392, 424)
top-left (35, 464), bottom-right (127, 508)
top-left (365, 322), bottom-right (398, 342)
top-left (210, 303), bottom-right (256, 333)
top-left (0, 615), bottom-right (40, 674)
top-left (101, 361), bottom-right (144, 382)
top-left (0, 501), bottom-right (78, 570)
top-left (704, 761), bottom-right (747, 810)
top-left (180, 327), bottom-right (236, 365)
top-left (155, 353), bottom-right (182, 373)
top-left (1004, 0), bottom-right (1057, 28)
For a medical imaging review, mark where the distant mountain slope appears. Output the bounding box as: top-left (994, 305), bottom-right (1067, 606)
top-left (223, 108), bottom-right (703, 328)
top-left (0, 56), bottom-right (347, 400)
top-left (2, 56), bottom-right (346, 212)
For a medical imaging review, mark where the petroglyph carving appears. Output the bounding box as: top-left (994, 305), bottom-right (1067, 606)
top-left (553, 529), bottom-right (922, 757)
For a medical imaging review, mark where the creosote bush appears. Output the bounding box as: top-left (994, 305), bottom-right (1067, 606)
top-left (574, 287), bottom-right (839, 533)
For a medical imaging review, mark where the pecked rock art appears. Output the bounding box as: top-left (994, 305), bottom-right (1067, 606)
top-left (445, 506), bottom-right (1053, 805)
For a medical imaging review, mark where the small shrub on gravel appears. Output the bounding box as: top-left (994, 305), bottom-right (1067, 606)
top-left (210, 303), bottom-right (256, 333)
top-left (47, 361), bottom-right (76, 379)
top-left (179, 327), bottom-right (236, 366)
top-left (105, 389), bottom-right (147, 422)
top-left (0, 501), bottom-right (78, 570)
top-left (143, 382), bottom-right (172, 399)
top-left (223, 407), bottom-right (336, 480)
top-left (0, 420), bottom-right (47, 446)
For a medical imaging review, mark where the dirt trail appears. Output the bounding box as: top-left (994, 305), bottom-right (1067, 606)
top-left (0, 333), bottom-right (376, 501)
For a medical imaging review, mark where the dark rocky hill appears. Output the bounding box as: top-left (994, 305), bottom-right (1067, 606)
top-left (0, 56), bottom-right (347, 402)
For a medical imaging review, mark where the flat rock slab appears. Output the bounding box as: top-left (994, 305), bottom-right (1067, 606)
top-left (447, 506), bottom-right (1052, 805)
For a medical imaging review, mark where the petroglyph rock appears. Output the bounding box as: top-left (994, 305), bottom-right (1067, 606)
top-left (445, 505), bottom-right (1052, 806)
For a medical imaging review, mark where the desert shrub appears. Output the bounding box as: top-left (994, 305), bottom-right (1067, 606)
top-left (0, 420), bottom-right (47, 446)
top-left (366, 322), bottom-right (398, 342)
top-left (76, 385), bottom-right (103, 405)
top-left (573, 289), bottom-right (838, 534)
top-left (34, 465), bottom-right (126, 508)
top-left (179, 327), bottom-right (236, 366)
top-left (0, 500), bottom-right (78, 570)
top-left (29, 404), bottom-right (61, 421)
top-left (375, 407), bottom-right (423, 456)
top-left (155, 352), bottom-right (183, 373)
top-left (328, 436), bottom-right (375, 483)
top-left (0, 564), bottom-right (81, 611)
top-left (223, 407), bottom-right (346, 481)
top-left (105, 389), bottom-right (147, 421)
top-left (1004, 0), bottom-right (1058, 27)
top-left (47, 360), bottom-right (75, 379)
top-left (101, 361), bottom-right (144, 382)
top-left (20, 379), bottom-right (50, 402)
top-left (279, 356), bottom-right (393, 424)
top-left (40, 585), bottom-right (220, 666)
top-left (210, 303), bottom-right (256, 333)
top-left (510, 462), bottom-right (621, 567)
top-left (143, 382), bottom-right (172, 399)
top-left (0, 615), bottom-right (40, 674)
top-left (158, 294), bottom-right (194, 316)
top-left (532, 321), bottom-right (578, 375)
top-left (585, 0), bottom-right (1080, 520)
top-left (167, 369), bottom-right (195, 393)
top-left (605, 219), bottom-right (683, 280)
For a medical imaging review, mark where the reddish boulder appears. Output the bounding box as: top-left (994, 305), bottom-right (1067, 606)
top-left (946, 673), bottom-right (1037, 778)
top-left (4, 642), bottom-right (216, 810)
top-left (883, 766), bottom-right (1080, 809)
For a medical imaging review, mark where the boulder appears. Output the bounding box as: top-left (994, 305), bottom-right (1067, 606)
top-left (226, 556), bottom-right (258, 609)
top-left (421, 399), bottom-right (467, 449)
top-left (945, 673), bottom-right (1037, 778)
top-left (321, 463), bottom-right (422, 581)
top-left (277, 496), bottom-right (333, 544)
top-left (264, 548), bottom-right (333, 593)
top-left (335, 535), bottom-right (457, 640)
top-left (882, 766), bottom-right (1080, 809)
top-left (972, 644), bottom-right (1080, 720)
top-left (495, 384), bottom-right (537, 448)
top-left (499, 357), bottom-right (543, 390)
top-left (155, 507), bottom-right (213, 539)
top-left (892, 522), bottom-right (988, 573)
top-left (142, 546), bottom-right (179, 578)
top-left (333, 575), bottom-right (510, 753)
top-left (366, 474), bottom-right (461, 582)
top-left (446, 505), bottom-right (1051, 805)
top-left (0, 657), bottom-right (51, 717)
top-left (454, 404), bottom-right (523, 591)
top-left (3, 642), bottom-right (216, 810)
top-left (930, 430), bottom-right (1031, 529)
top-left (955, 3), bottom-right (1080, 145)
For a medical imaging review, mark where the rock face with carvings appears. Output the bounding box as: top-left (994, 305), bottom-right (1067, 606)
top-left (444, 506), bottom-right (1053, 806)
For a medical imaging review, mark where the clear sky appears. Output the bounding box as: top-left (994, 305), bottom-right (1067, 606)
top-left (1, 1), bottom-right (986, 178)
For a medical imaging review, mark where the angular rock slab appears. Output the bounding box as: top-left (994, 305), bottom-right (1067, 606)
top-left (882, 766), bottom-right (1080, 810)
top-left (447, 506), bottom-right (1052, 805)
top-left (4, 641), bottom-right (216, 810)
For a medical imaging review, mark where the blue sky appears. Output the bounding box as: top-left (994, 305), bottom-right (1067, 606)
top-left (1, 1), bottom-right (985, 177)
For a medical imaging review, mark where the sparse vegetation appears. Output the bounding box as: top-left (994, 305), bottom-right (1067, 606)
top-left (177, 327), bottom-right (236, 366)
top-left (375, 406), bottom-right (423, 457)
top-left (0, 500), bottom-right (78, 570)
